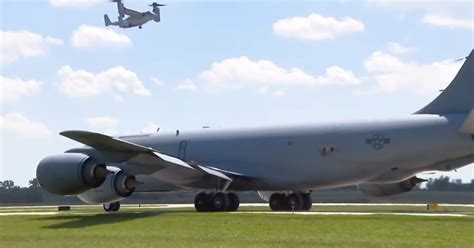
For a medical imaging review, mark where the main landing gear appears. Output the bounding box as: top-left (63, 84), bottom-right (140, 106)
top-left (194, 192), bottom-right (240, 212)
top-left (103, 201), bottom-right (121, 212)
top-left (269, 193), bottom-right (312, 211)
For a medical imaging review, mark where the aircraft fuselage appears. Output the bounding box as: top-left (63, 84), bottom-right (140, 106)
top-left (121, 114), bottom-right (473, 191)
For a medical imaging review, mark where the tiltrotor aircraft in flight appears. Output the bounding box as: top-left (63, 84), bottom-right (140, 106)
top-left (104, 0), bottom-right (164, 29)
top-left (37, 50), bottom-right (474, 212)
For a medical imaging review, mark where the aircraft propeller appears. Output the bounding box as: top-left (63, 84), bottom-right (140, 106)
top-left (150, 2), bottom-right (166, 7)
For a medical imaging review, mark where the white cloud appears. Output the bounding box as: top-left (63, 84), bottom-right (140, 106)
top-left (0, 113), bottom-right (52, 138)
top-left (86, 116), bottom-right (119, 128)
top-left (0, 76), bottom-right (42, 104)
top-left (175, 79), bottom-right (197, 91)
top-left (422, 14), bottom-right (473, 29)
top-left (50, 0), bottom-right (103, 7)
top-left (151, 77), bottom-right (165, 86)
top-left (86, 116), bottom-right (119, 135)
top-left (71, 25), bottom-right (132, 48)
top-left (200, 56), bottom-right (360, 91)
top-left (140, 122), bottom-right (160, 133)
top-left (272, 90), bottom-right (286, 97)
top-left (0, 30), bottom-right (63, 65)
top-left (387, 42), bottom-right (412, 55)
top-left (364, 51), bottom-right (463, 94)
top-left (45, 37), bottom-right (64, 45)
top-left (57, 65), bottom-right (151, 98)
top-left (367, 1), bottom-right (471, 14)
top-left (273, 13), bottom-right (364, 41)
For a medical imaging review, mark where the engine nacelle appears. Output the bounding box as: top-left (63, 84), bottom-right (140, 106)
top-left (78, 169), bottom-right (138, 204)
top-left (36, 153), bottom-right (107, 195)
top-left (358, 176), bottom-right (426, 197)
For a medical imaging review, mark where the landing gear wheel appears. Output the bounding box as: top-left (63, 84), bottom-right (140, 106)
top-left (226, 193), bottom-right (240, 211)
top-left (103, 202), bottom-right (120, 212)
top-left (194, 192), bottom-right (210, 212)
top-left (301, 193), bottom-right (312, 211)
top-left (269, 193), bottom-right (286, 211)
top-left (287, 193), bottom-right (303, 211)
top-left (139, 26), bottom-right (142, 29)
top-left (210, 192), bottom-right (229, 211)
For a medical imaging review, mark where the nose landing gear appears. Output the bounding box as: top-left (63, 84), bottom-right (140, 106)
top-left (103, 201), bottom-right (121, 212)
top-left (194, 192), bottom-right (240, 212)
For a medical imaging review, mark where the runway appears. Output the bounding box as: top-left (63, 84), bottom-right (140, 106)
top-left (0, 203), bottom-right (472, 217)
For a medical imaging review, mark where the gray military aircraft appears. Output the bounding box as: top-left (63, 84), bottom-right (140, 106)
top-left (104, 0), bottom-right (164, 29)
top-left (37, 50), bottom-right (474, 212)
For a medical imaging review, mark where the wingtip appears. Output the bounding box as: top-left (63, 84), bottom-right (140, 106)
top-left (59, 130), bottom-right (107, 138)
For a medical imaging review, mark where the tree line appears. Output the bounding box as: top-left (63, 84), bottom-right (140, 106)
top-left (0, 176), bottom-right (473, 205)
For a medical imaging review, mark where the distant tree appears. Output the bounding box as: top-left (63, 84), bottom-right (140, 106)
top-left (29, 178), bottom-right (40, 188)
top-left (0, 180), bottom-right (16, 189)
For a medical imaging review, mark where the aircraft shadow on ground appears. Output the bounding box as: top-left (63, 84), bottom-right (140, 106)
top-left (34, 210), bottom-right (193, 229)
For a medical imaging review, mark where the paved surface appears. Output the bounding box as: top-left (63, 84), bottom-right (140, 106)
top-left (0, 203), bottom-right (472, 217)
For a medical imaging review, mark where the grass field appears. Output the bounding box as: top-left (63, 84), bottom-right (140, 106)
top-left (0, 204), bottom-right (473, 248)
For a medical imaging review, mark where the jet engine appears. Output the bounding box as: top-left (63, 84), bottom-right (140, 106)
top-left (36, 153), bottom-right (107, 195)
top-left (357, 176), bottom-right (426, 197)
top-left (78, 169), bottom-right (138, 204)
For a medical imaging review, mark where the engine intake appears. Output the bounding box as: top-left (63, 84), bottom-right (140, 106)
top-left (36, 153), bottom-right (107, 195)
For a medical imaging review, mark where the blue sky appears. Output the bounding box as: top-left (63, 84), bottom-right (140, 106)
top-left (1, 0), bottom-right (473, 186)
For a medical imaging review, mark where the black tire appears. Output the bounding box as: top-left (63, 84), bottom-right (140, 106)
top-left (226, 193), bottom-right (240, 212)
top-left (210, 192), bottom-right (229, 212)
top-left (301, 193), bottom-right (312, 211)
top-left (112, 202), bottom-right (120, 212)
top-left (103, 202), bottom-right (120, 212)
top-left (103, 203), bottom-right (112, 212)
top-left (194, 192), bottom-right (210, 212)
top-left (269, 193), bottom-right (286, 211)
top-left (287, 193), bottom-right (303, 211)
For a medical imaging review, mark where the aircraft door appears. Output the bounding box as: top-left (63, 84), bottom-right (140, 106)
top-left (178, 140), bottom-right (188, 160)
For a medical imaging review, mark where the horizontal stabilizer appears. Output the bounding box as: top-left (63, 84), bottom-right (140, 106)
top-left (460, 109), bottom-right (474, 134)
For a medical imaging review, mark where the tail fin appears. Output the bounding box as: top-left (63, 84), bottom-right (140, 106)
top-left (416, 49), bottom-right (474, 115)
top-left (104, 14), bottom-right (112, 26)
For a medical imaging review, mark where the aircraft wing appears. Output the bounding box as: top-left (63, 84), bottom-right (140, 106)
top-left (61, 130), bottom-right (232, 190)
top-left (123, 7), bottom-right (142, 17)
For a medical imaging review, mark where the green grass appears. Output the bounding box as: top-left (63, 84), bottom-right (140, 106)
top-left (0, 206), bottom-right (473, 248)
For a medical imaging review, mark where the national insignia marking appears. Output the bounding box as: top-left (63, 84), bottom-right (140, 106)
top-left (365, 134), bottom-right (391, 150)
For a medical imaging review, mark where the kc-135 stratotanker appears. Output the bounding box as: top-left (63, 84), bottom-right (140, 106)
top-left (37, 50), bottom-right (474, 212)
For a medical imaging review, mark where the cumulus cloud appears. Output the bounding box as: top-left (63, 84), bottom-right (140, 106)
top-left (200, 56), bottom-right (360, 91)
top-left (140, 122), bottom-right (160, 133)
top-left (273, 13), bottom-right (364, 41)
top-left (71, 25), bottom-right (132, 48)
top-left (0, 30), bottom-right (63, 65)
top-left (175, 79), bottom-right (198, 91)
top-left (367, 1), bottom-right (472, 29)
top-left (0, 76), bottom-right (42, 104)
top-left (86, 116), bottom-right (119, 128)
top-left (422, 14), bottom-right (473, 29)
top-left (57, 65), bottom-right (151, 98)
top-left (0, 112), bottom-right (52, 138)
top-left (50, 0), bottom-right (103, 7)
top-left (151, 77), bottom-right (165, 86)
top-left (364, 51), bottom-right (463, 94)
top-left (387, 42), bottom-right (412, 55)
top-left (367, 1), bottom-right (471, 14)
top-left (86, 116), bottom-right (120, 134)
